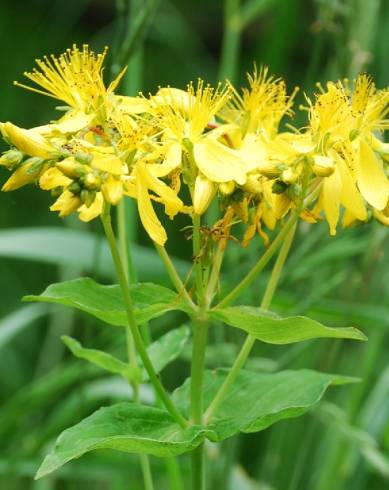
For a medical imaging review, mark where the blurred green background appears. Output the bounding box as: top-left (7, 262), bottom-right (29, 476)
top-left (1, 0), bottom-right (389, 489)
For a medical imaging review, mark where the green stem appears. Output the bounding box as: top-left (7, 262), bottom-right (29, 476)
top-left (190, 214), bottom-right (208, 490)
top-left (154, 243), bottom-right (197, 312)
top-left (205, 242), bottom-right (225, 307)
top-left (204, 223), bottom-right (297, 423)
top-left (192, 214), bottom-right (205, 303)
top-left (165, 457), bottom-right (184, 490)
top-left (101, 208), bottom-right (188, 428)
top-left (216, 211), bottom-right (299, 308)
top-left (191, 445), bottom-right (205, 490)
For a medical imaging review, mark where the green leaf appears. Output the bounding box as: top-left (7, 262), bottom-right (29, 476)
top-left (173, 369), bottom-right (358, 441)
top-left (24, 278), bottom-right (191, 327)
top-left (209, 306), bottom-right (367, 344)
top-left (62, 326), bottom-right (190, 382)
top-left (36, 402), bottom-right (210, 479)
top-left (61, 336), bottom-right (137, 381)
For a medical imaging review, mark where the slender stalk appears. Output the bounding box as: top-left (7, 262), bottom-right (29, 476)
top-left (101, 208), bottom-right (188, 428)
top-left (191, 445), bottom-right (205, 490)
top-left (165, 457), bottom-right (184, 490)
top-left (192, 214), bottom-right (205, 303)
top-left (190, 214), bottom-right (208, 490)
top-left (205, 242), bottom-right (225, 307)
top-left (204, 223), bottom-right (297, 423)
top-left (216, 211), bottom-right (299, 308)
top-left (154, 243), bottom-right (197, 311)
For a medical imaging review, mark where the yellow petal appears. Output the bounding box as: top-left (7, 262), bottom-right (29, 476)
top-left (39, 167), bottom-right (72, 190)
top-left (193, 174), bottom-right (216, 214)
top-left (114, 95), bottom-right (150, 114)
top-left (335, 154), bottom-right (367, 221)
top-left (79, 192), bottom-right (104, 221)
top-left (240, 134), bottom-right (269, 173)
top-left (357, 139), bottom-right (389, 210)
top-left (135, 171), bottom-right (167, 245)
top-left (92, 154), bottom-right (123, 174)
top-left (2, 160), bottom-right (43, 191)
top-left (50, 190), bottom-right (81, 217)
top-left (148, 142), bottom-right (182, 178)
top-left (138, 162), bottom-right (183, 218)
top-left (322, 166), bottom-right (342, 235)
top-left (1, 122), bottom-right (55, 159)
top-left (101, 175), bottom-right (123, 205)
top-left (193, 138), bottom-right (246, 185)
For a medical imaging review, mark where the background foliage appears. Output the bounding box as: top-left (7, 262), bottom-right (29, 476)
top-left (0, 0), bottom-right (389, 489)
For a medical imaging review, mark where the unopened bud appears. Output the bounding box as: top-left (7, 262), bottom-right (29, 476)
top-left (281, 167), bottom-right (299, 184)
top-left (68, 181), bottom-right (82, 195)
top-left (0, 149), bottom-right (23, 168)
top-left (83, 173), bottom-right (101, 190)
top-left (193, 174), bottom-right (216, 214)
top-left (312, 155), bottom-right (334, 177)
top-left (75, 152), bottom-right (93, 165)
top-left (80, 189), bottom-right (96, 207)
top-left (57, 158), bottom-right (88, 178)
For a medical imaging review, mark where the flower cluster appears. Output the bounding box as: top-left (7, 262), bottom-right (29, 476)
top-left (1, 45), bottom-right (388, 245)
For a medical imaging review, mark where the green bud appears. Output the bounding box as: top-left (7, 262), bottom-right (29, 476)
top-left (0, 149), bottom-right (23, 168)
top-left (68, 181), bottom-right (82, 195)
top-left (51, 186), bottom-right (64, 198)
top-left (75, 152), bottom-right (93, 165)
top-left (83, 173), bottom-right (101, 190)
top-left (80, 189), bottom-right (96, 207)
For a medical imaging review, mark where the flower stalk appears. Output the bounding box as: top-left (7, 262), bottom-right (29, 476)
top-left (101, 205), bottom-right (188, 428)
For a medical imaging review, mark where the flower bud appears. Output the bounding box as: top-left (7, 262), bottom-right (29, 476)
top-left (68, 181), bottom-right (82, 195)
top-left (75, 152), bottom-right (93, 165)
top-left (312, 155), bottom-right (335, 177)
top-left (0, 149), bottom-right (23, 168)
top-left (281, 167), bottom-right (298, 184)
top-left (1, 158), bottom-right (44, 191)
top-left (193, 174), bottom-right (216, 214)
top-left (219, 181), bottom-right (235, 195)
top-left (0, 122), bottom-right (54, 159)
top-left (57, 158), bottom-right (88, 178)
top-left (83, 173), bottom-right (101, 190)
top-left (80, 189), bottom-right (97, 207)
top-left (243, 174), bottom-right (260, 194)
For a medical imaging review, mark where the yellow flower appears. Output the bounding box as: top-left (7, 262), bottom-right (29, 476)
top-left (14, 45), bottom-right (123, 115)
top-left (305, 75), bottom-right (389, 233)
top-left (151, 80), bottom-right (247, 185)
top-left (221, 66), bottom-right (297, 136)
